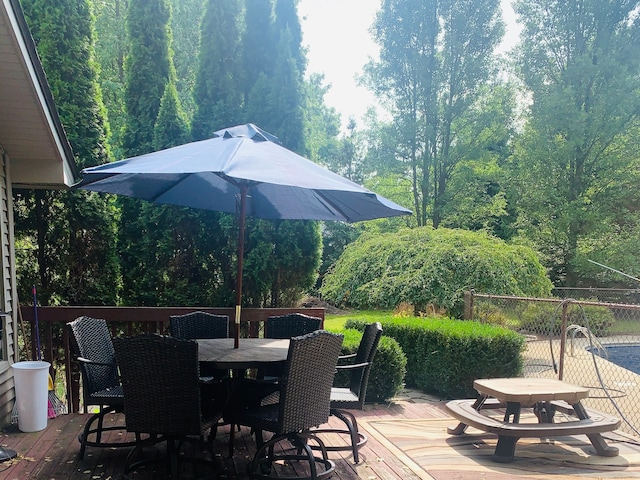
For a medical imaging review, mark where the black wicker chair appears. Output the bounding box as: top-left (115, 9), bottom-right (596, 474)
top-left (262, 313), bottom-right (322, 379)
top-left (113, 334), bottom-right (220, 480)
top-left (169, 311), bottom-right (230, 380)
top-left (169, 311), bottom-right (229, 340)
top-left (264, 313), bottom-right (322, 339)
top-left (231, 330), bottom-right (343, 480)
top-left (311, 322), bottom-right (382, 464)
top-left (67, 316), bottom-right (138, 459)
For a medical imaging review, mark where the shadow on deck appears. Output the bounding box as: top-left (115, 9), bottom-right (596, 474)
top-left (2, 389), bottom-right (640, 479)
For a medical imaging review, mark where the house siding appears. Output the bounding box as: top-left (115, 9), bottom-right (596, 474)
top-left (0, 146), bottom-right (17, 425)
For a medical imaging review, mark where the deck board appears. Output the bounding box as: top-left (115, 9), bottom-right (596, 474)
top-left (1, 392), bottom-right (435, 480)
top-left (4, 389), bottom-right (635, 479)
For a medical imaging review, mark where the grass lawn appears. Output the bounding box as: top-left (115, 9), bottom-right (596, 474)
top-left (324, 310), bottom-right (395, 330)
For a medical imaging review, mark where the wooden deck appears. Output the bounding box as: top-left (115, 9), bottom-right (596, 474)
top-left (0, 390), bottom-right (440, 480)
top-left (2, 389), bottom-right (640, 479)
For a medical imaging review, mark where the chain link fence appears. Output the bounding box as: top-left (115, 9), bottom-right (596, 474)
top-left (466, 290), bottom-right (640, 438)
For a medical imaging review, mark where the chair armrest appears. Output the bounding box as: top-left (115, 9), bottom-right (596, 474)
top-left (338, 353), bottom-right (357, 362)
top-left (76, 356), bottom-right (116, 368)
top-left (335, 361), bottom-right (369, 371)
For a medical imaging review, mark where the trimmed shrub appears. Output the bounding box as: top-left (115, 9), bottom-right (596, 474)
top-left (346, 316), bottom-right (525, 399)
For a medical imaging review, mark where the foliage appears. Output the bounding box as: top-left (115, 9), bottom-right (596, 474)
top-left (121, 0), bottom-right (172, 157)
top-left (154, 82), bottom-right (191, 149)
top-left (301, 73), bottom-right (341, 163)
top-left (345, 316), bottom-right (525, 399)
top-left (329, 328), bottom-right (406, 403)
top-left (92, 0), bottom-right (128, 159)
top-left (169, 0), bottom-right (205, 120)
top-left (364, 0), bottom-right (509, 229)
top-left (239, 220), bottom-right (322, 307)
top-left (19, 0), bottom-right (119, 306)
top-left (321, 227), bottom-right (553, 317)
top-left (510, 0), bottom-right (640, 286)
top-left (191, 0), bottom-right (244, 140)
top-left (518, 302), bottom-right (616, 338)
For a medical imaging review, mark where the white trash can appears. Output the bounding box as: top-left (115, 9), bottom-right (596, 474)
top-left (12, 361), bottom-right (50, 432)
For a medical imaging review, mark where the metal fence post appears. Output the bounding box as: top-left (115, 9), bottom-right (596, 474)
top-left (558, 301), bottom-right (569, 380)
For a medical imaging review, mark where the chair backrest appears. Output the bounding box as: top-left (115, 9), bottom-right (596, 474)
top-left (67, 316), bottom-right (120, 398)
top-left (265, 313), bottom-right (322, 339)
top-left (349, 322), bottom-right (383, 404)
top-left (278, 330), bottom-right (343, 433)
top-left (113, 334), bottom-right (202, 436)
top-left (169, 311), bottom-right (229, 339)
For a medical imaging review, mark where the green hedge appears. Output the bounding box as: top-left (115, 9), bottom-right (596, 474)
top-left (328, 328), bottom-right (407, 403)
top-left (345, 316), bottom-right (525, 398)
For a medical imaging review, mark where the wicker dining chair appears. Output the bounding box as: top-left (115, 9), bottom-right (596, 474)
top-left (169, 311), bottom-right (230, 380)
top-left (113, 334), bottom-right (221, 480)
top-left (169, 311), bottom-right (229, 340)
top-left (311, 322), bottom-right (383, 464)
top-left (67, 316), bottom-right (138, 459)
top-left (264, 313), bottom-right (322, 339)
top-left (230, 330), bottom-right (343, 480)
top-left (262, 313), bottom-right (322, 379)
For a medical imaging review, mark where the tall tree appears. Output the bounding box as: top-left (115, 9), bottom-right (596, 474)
top-left (119, 0), bottom-right (174, 304)
top-left (19, 0), bottom-right (120, 306)
top-left (512, 0), bottom-right (640, 285)
top-left (364, 0), bottom-right (505, 228)
top-left (191, 0), bottom-right (244, 140)
top-left (242, 0), bottom-right (275, 102)
top-left (170, 0), bottom-right (206, 119)
top-left (237, 0), bottom-right (319, 306)
top-left (121, 0), bottom-right (173, 157)
top-left (92, 0), bottom-right (129, 159)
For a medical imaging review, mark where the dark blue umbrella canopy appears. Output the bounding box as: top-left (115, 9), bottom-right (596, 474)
top-left (77, 123), bottom-right (410, 222)
top-left (75, 124), bottom-right (411, 346)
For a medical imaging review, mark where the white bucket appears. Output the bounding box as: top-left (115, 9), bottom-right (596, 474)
top-left (12, 361), bottom-right (51, 432)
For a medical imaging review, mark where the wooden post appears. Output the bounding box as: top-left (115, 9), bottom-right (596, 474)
top-left (463, 290), bottom-right (474, 320)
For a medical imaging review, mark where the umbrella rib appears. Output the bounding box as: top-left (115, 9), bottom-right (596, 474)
top-left (144, 173), bottom-right (193, 203)
top-left (312, 189), bottom-right (361, 222)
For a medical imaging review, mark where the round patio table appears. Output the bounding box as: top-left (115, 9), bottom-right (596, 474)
top-left (196, 338), bottom-right (289, 370)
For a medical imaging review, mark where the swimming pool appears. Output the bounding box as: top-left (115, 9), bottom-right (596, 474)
top-left (588, 344), bottom-right (640, 375)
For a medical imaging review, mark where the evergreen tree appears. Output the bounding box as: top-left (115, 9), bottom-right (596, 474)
top-left (121, 0), bottom-right (173, 157)
top-left (191, 0), bottom-right (244, 140)
top-left (170, 0), bottom-right (206, 120)
top-left (242, 0), bottom-right (275, 101)
top-left (18, 0), bottom-right (120, 305)
top-left (92, 0), bottom-right (129, 159)
top-left (119, 0), bottom-right (174, 304)
top-left (238, 0), bottom-right (320, 306)
top-left (154, 83), bottom-right (191, 149)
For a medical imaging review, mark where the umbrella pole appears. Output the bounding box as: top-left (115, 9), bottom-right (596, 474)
top-left (234, 186), bottom-right (248, 348)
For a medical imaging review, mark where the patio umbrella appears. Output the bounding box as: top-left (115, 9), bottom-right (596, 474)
top-left (75, 123), bottom-right (411, 347)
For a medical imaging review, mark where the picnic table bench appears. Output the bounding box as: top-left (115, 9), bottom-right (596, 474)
top-left (446, 378), bottom-right (621, 463)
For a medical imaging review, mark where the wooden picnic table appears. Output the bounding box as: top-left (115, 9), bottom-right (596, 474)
top-left (446, 377), bottom-right (621, 463)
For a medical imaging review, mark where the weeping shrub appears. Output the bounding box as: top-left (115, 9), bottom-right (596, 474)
top-left (320, 227), bottom-right (553, 318)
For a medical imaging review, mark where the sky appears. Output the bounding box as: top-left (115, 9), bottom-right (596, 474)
top-left (298, 0), bottom-right (521, 132)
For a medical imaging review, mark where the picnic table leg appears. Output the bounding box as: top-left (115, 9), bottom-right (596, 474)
top-left (493, 435), bottom-right (519, 463)
top-left (447, 396), bottom-right (487, 435)
top-left (572, 402), bottom-right (619, 457)
top-left (492, 401), bottom-right (521, 463)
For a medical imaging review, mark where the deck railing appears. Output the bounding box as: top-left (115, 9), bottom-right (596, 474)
top-left (18, 306), bottom-right (325, 414)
